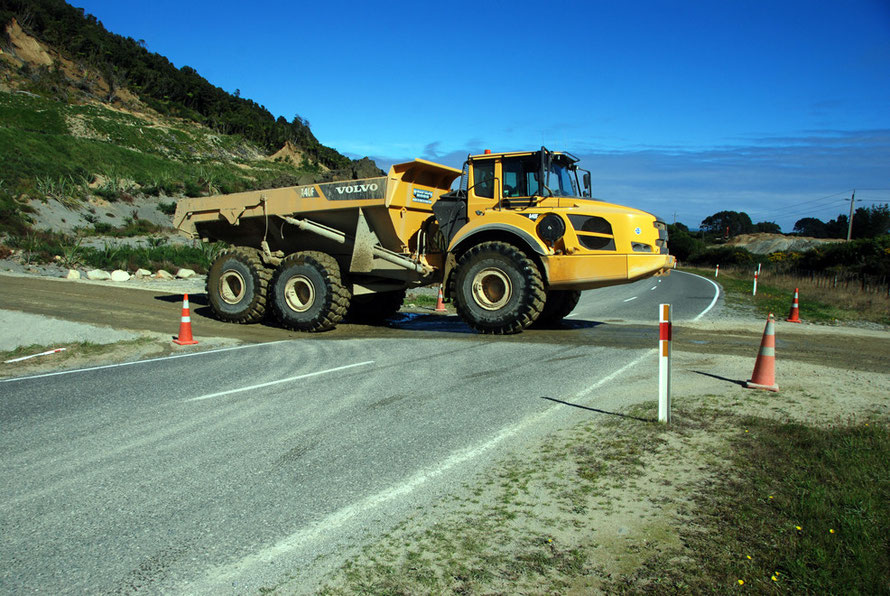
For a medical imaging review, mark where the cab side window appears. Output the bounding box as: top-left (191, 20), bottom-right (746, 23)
top-left (473, 161), bottom-right (495, 198)
top-left (503, 159), bottom-right (522, 197)
top-left (502, 157), bottom-right (540, 197)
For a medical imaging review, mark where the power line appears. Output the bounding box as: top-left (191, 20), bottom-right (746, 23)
top-left (756, 190), bottom-right (853, 218)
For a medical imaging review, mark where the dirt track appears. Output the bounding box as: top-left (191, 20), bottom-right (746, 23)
top-left (1, 273), bottom-right (888, 376)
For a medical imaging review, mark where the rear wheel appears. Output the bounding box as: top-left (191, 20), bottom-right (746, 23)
top-left (206, 248), bottom-right (270, 323)
top-left (533, 290), bottom-right (582, 327)
top-left (452, 241), bottom-right (545, 334)
top-left (346, 289), bottom-right (407, 323)
top-left (270, 251), bottom-right (349, 332)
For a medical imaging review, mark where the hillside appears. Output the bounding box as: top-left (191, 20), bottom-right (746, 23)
top-left (0, 4), bottom-right (382, 238)
top-left (728, 233), bottom-right (844, 254)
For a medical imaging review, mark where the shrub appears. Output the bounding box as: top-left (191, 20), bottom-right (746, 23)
top-left (688, 245), bottom-right (755, 267)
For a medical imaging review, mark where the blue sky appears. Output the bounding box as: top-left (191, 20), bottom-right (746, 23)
top-left (71, 0), bottom-right (890, 231)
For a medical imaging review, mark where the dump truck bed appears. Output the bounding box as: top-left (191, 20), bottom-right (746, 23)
top-left (173, 160), bottom-right (462, 257)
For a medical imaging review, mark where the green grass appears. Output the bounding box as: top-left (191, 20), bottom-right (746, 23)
top-left (682, 416), bottom-right (890, 594)
top-left (2, 230), bottom-right (223, 272)
top-left (405, 292), bottom-right (438, 307)
top-left (0, 90), bottom-right (321, 201)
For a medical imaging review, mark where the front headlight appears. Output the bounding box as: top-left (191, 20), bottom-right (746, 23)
top-left (536, 213), bottom-right (566, 243)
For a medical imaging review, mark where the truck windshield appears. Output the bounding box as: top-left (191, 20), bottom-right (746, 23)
top-left (545, 160), bottom-right (581, 197)
top-left (502, 155), bottom-right (581, 198)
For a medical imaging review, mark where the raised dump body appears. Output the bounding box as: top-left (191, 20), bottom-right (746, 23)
top-left (173, 148), bottom-right (675, 334)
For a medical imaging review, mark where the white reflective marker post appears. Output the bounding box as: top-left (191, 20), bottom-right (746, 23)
top-left (658, 303), bottom-right (672, 424)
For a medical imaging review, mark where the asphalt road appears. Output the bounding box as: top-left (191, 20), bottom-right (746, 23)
top-left (0, 271), bottom-right (721, 593)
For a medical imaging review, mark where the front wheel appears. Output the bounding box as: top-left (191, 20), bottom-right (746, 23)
top-left (452, 241), bottom-right (545, 334)
top-left (533, 290), bottom-right (582, 327)
top-left (270, 252), bottom-right (350, 332)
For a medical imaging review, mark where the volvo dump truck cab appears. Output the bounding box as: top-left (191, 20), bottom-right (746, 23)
top-left (173, 147), bottom-right (674, 334)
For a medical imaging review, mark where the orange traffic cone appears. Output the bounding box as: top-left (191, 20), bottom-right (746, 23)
top-left (435, 285), bottom-right (447, 313)
top-left (786, 288), bottom-right (801, 323)
top-left (745, 313), bottom-right (778, 392)
top-left (173, 293), bottom-right (199, 345)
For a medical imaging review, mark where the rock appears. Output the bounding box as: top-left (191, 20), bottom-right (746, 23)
top-left (110, 269), bottom-right (131, 282)
top-left (66, 269), bottom-right (81, 280)
top-left (86, 269), bottom-right (111, 281)
top-left (155, 269), bottom-right (174, 280)
top-left (134, 268), bottom-right (152, 278)
top-left (175, 268), bottom-right (196, 279)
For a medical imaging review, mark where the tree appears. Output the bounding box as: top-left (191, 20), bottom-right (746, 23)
top-left (666, 223), bottom-right (703, 261)
top-left (793, 217), bottom-right (828, 237)
top-left (825, 214), bottom-right (849, 238)
top-left (754, 221), bottom-right (781, 233)
top-left (852, 204), bottom-right (890, 239)
top-left (700, 211), bottom-right (754, 237)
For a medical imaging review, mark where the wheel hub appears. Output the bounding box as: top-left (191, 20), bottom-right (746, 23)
top-left (284, 275), bottom-right (315, 312)
top-left (219, 270), bottom-right (246, 304)
top-left (471, 267), bottom-right (512, 310)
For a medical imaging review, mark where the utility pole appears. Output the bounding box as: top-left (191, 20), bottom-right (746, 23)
top-left (846, 190), bottom-right (856, 241)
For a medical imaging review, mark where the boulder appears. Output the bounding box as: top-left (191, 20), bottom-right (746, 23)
top-left (86, 269), bottom-right (111, 281)
top-left (155, 269), bottom-right (174, 280)
top-left (110, 269), bottom-right (131, 282)
top-left (134, 268), bottom-right (152, 278)
top-left (66, 269), bottom-right (81, 280)
top-left (175, 268), bottom-right (196, 279)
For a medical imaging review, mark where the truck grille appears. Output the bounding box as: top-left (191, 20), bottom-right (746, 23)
top-left (568, 215), bottom-right (616, 251)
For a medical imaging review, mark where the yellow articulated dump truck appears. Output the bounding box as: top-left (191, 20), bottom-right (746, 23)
top-left (173, 147), bottom-right (675, 334)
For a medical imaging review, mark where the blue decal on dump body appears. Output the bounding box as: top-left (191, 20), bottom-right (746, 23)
top-left (413, 188), bottom-right (433, 204)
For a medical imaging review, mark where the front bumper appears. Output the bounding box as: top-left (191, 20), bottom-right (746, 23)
top-left (543, 253), bottom-right (676, 291)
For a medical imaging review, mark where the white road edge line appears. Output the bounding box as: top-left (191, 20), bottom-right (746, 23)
top-left (186, 361), bottom-right (376, 402)
top-left (674, 270), bottom-right (722, 321)
top-left (623, 296), bottom-right (638, 302)
top-left (189, 350), bottom-right (654, 590)
top-left (0, 341), bottom-right (292, 384)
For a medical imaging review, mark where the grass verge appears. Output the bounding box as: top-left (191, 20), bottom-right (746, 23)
top-left (313, 402), bottom-right (889, 595)
top-left (0, 337), bottom-right (158, 377)
top-left (684, 267), bottom-right (889, 326)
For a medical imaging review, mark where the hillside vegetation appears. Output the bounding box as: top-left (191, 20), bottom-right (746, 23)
top-left (0, 1), bottom-right (381, 240)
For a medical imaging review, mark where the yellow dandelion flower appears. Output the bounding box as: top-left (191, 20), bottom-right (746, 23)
top-left (768, 495), bottom-right (774, 500)
top-left (772, 575), bottom-right (778, 581)
top-left (795, 525), bottom-right (802, 531)
top-left (746, 555), bottom-right (752, 560)
top-left (738, 579), bottom-right (744, 585)
top-left (830, 529), bottom-right (835, 534)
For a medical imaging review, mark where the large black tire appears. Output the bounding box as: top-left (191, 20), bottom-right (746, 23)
top-left (346, 289), bottom-right (407, 323)
top-left (452, 241), bottom-right (545, 334)
top-left (205, 248), bottom-right (270, 323)
top-left (533, 290), bottom-right (582, 327)
top-left (269, 251), bottom-right (350, 332)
